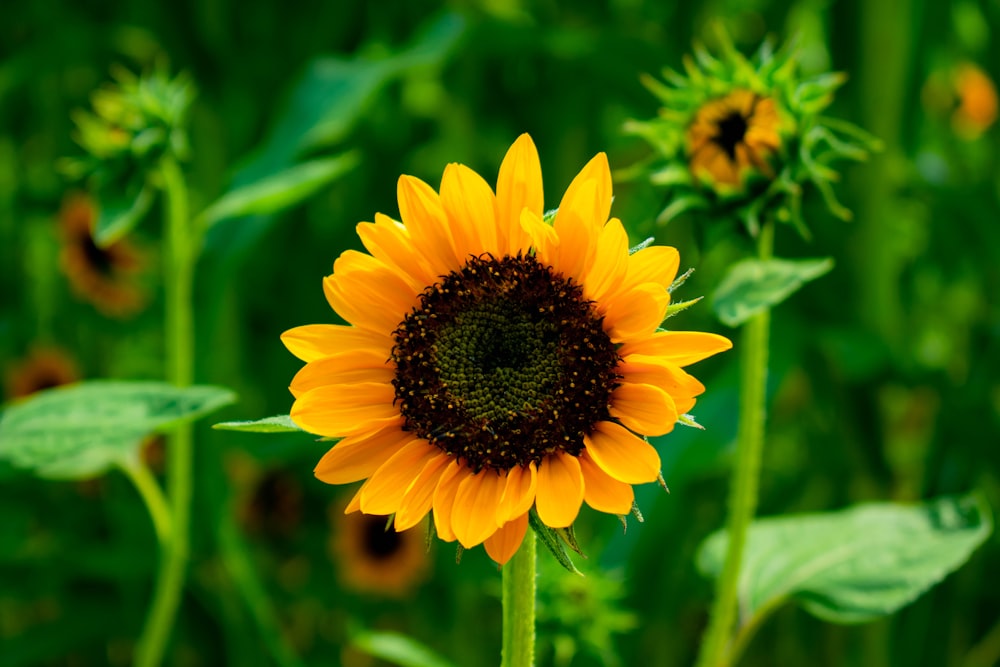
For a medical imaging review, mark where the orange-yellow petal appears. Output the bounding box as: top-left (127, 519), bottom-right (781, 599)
top-left (289, 351), bottom-right (394, 398)
top-left (360, 440), bottom-right (441, 515)
top-left (552, 179), bottom-right (599, 281)
top-left (397, 174), bottom-right (462, 273)
top-left (357, 213), bottom-right (436, 289)
top-left (554, 152), bottom-right (612, 234)
top-left (579, 450), bottom-right (634, 514)
top-left (584, 421), bottom-right (661, 484)
top-left (496, 134), bottom-right (543, 253)
top-left (440, 162), bottom-right (499, 257)
top-left (620, 354), bottom-right (706, 397)
top-left (432, 461), bottom-right (464, 542)
top-left (281, 324), bottom-right (390, 363)
top-left (603, 283), bottom-right (669, 342)
top-left (314, 422), bottom-right (413, 484)
top-left (610, 382), bottom-right (678, 436)
top-left (451, 471), bottom-right (506, 548)
top-left (520, 208), bottom-right (559, 261)
top-left (618, 331), bottom-right (733, 367)
top-left (291, 383), bottom-right (399, 438)
top-left (484, 513), bottom-right (529, 566)
top-left (323, 269), bottom-right (415, 335)
top-left (623, 246), bottom-right (680, 291)
top-left (394, 452), bottom-right (452, 531)
top-left (582, 218), bottom-right (629, 304)
top-left (496, 462), bottom-right (537, 526)
top-left (344, 484), bottom-right (364, 513)
top-left (534, 451), bottom-right (584, 528)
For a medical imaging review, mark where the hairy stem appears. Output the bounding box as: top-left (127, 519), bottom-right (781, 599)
top-left (501, 529), bottom-right (537, 667)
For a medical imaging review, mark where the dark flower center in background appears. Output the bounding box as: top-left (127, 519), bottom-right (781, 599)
top-left (363, 516), bottom-right (403, 560)
top-left (714, 111), bottom-right (749, 160)
top-left (81, 234), bottom-right (114, 276)
top-left (392, 254), bottom-right (620, 473)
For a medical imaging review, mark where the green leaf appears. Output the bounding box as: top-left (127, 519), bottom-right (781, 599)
top-left (351, 630), bottom-right (457, 667)
top-left (712, 257), bottom-right (834, 327)
top-left (200, 152), bottom-right (359, 229)
top-left (0, 381), bottom-right (236, 479)
top-left (697, 494), bottom-right (992, 624)
top-left (94, 181), bottom-right (153, 247)
top-left (529, 509), bottom-right (582, 575)
top-left (212, 414), bottom-right (303, 433)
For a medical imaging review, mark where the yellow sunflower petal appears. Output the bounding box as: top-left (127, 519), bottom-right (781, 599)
top-left (496, 133), bottom-right (543, 254)
top-left (496, 462), bottom-right (537, 526)
top-left (623, 246), bottom-right (680, 291)
top-left (582, 218), bottom-right (629, 303)
top-left (432, 461), bottom-right (464, 542)
top-left (534, 451), bottom-right (584, 528)
top-left (584, 421), bottom-right (661, 484)
top-left (394, 452), bottom-right (452, 531)
top-left (281, 324), bottom-right (390, 363)
top-left (620, 354), bottom-right (706, 397)
top-left (618, 331), bottom-right (733, 367)
top-left (552, 179), bottom-right (599, 280)
top-left (397, 174), bottom-right (462, 272)
top-left (609, 382), bottom-right (678, 436)
top-left (323, 270), bottom-right (415, 335)
top-left (360, 440), bottom-right (441, 515)
top-left (520, 208), bottom-right (559, 260)
top-left (344, 484), bottom-right (364, 513)
top-left (314, 424), bottom-right (413, 485)
top-left (441, 162), bottom-right (499, 257)
top-left (291, 383), bottom-right (399, 438)
top-left (603, 283), bottom-right (669, 342)
top-left (554, 151), bottom-right (612, 233)
top-left (451, 471), bottom-right (506, 548)
top-left (356, 213), bottom-right (436, 289)
top-left (484, 512), bottom-right (529, 566)
top-left (289, 351), bottom-right (394, 398)
top-left (579, 450), bottom-right (634, 514)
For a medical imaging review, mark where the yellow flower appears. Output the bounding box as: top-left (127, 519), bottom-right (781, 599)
top-left (687, 89), bottom-right (781, 188)
top-left (58, 193), bottom-right (146, 318)
top-left (953, 63), bottom-right (997, 138)
top-left (332, 507), bottom-right (429, 598)
top-left (283, 135), bottom-right (731, 565)
top-left (4, 346), bottom-right (80, 399)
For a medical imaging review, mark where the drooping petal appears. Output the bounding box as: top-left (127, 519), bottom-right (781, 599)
top-left (440, 162), bottom-right (499, 257)
top-left (620, 354), bottom-right (706, 397)
top-left (314, 422), bottom-right (413, 484)
top-left (289, 350), bottom-right (394, 398)
top-left (291, 383), bottom-right (399, 438)
top-left (584, 421), bottom-right (661, 484)
top-left (602, 283), bottom-right (669, 342)
top-left (281, 324), bottom-right (391, 363)
top-left (496, 134), bottom-right (543, 254)
top-left (394, 452), bottom-right (452, 531)
top-left (618, 331), bottom-right (734, 367)
top-left (534, 451), bottom-right (584, 528)
top-left (496, 463), bottom-right (537, 526)
top-left (484, 513), bottom-right (529, 566)
top-left (360, 439), bottom-right (441, 515)
top-left (432, 461), bottom-right (464, 542)
top-left (609, 382), bottom-right (678, 436)
top-left (579, 451), bottom-right (634, 514)
top-left (451, 471), bottom-right (506, 547)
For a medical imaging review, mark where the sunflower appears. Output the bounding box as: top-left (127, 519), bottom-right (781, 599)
top-left (283, 135), bottom-right (731, 565)
top-left (687, 89), bottom-right (781, 188)
top-left (332, 507), bottom-right (429, 597)
top-left (58, 192), bottom-right (146, 318)
top-left (4, 346), bottom-right (80, 399)
top-left (952, 63), bottom-right (997, 138)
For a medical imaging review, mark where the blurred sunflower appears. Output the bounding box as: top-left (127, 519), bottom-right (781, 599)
top-left (4, 346), bottom-right (80, 399)
top-left (332, 508), bottom-right (429, 597)
top-left (923, 62), bottom-right (997, 139)
top-left (283, 134), bottom-right (731, 565)
top-left (58, 192), bottom-right (147, 317)
top-left (687, 89), bottom-right (781, 187)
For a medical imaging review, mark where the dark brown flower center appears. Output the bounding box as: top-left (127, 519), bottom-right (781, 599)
top-left (714, 110), bottom-right (749, 160)
top-left (362, 515), bottom-right (403, 559)
top-left (391, 254), bottom-right (620, 473)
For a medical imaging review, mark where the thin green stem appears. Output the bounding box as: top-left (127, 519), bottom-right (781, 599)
top-left (135, 157), bottom-right (195, 667)
top-left (119, 458), bottom-right (173, 549)
top-left (501, 529), bottom-right (536, 667)
top-left (695, 221), bottom-right (774, 667)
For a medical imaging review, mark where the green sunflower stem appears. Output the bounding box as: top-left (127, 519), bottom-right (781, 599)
top-left (695, 221), bottom-right (773, 667)
top-left (134, 157), bottom-right (195, 667)
top-left (501, 528), bottom-right (537, 667)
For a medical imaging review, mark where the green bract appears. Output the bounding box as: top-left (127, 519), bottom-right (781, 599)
top-left (626, 28), bottom-right (880, 237)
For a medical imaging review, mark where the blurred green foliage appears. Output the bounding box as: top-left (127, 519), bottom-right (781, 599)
top-left (1, 1), bottom-right (998, 666)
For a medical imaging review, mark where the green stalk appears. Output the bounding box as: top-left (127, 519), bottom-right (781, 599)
top-left (501, 529), bottom-right (537, 667)
top-left (695, 221), bottom-right (774, 667)
top-left (135, 157), bottom-right (195, 667)
top-left (119, 458), bottom-right (173, 549)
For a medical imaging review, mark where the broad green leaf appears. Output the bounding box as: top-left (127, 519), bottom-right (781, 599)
top-left (200, 153), bottom-right (359, 229)
top-left (94, 180), bottom-right (153, 247)
top-left (0, 381), bottom-right (236, 479)
top-left (697, 494), bottom-right (992, 624)
top-left (213, 414), bottom-right (303, 433)
top-left (712, 257), bottom-right (834, 327)
top-left (351, 630), bottom-right (456, 667)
